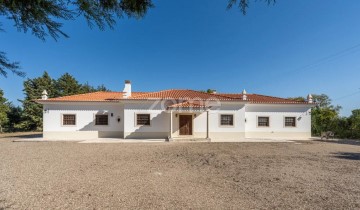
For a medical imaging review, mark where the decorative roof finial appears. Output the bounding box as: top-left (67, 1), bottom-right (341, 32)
top-left (242, 89), bottom-right (247, 100)
top-left (307, 94), bottom-right (313, 103)
top-left (42, 90), bottom-right (48, 100)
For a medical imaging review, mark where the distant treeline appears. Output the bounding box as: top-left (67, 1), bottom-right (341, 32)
top-left (288, 95), bottom-right (359, 139)
top-left (0, 71), bottom-right (109, 132)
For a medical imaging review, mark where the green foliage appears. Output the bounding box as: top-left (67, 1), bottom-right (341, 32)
top-left (311, 107), bottom-right (339, 136)
top-left (287, 96), bottom-right (306, 102)
top-left (348, 109), bottom-right (360, 139)
top-left (207, 89), bottom-right (216, 94)
top-left (0, 89), bottom-right (10, 132)
top-left (227, 0), bottom-right (276, 15)
top-left (96, 84), bottom-right (109, 92)
top-left (6, 104), bottom-right (23, 132)
top-left (0, 52), bottom-right (23, 78)
top-left (302, 93), bottom-right (359, 139)
top-left (310, 94), bottom-right (341, 136)
top-left (54, 73), bottom-right (82, 96)
top-left (20, 71), bottom-right (55, 131)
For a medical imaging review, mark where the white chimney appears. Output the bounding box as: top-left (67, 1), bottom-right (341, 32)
top-left (242, 89), bottom-right (247, 100)
top-left (307, 94), bottom-right (313, 103)
top-left (123, 80), bottom-right (132, 98)
top-left (42, 90), bottom-right (48, 100)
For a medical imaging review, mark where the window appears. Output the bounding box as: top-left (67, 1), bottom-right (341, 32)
top-left (285, 117), bottom-right (296, 127)
top-left (95, 114), bottom-right (108, 125)
top-left (220, 115), bottom-right (234, 126)
top-left (63, 114), bottom-right (76, 125)
top-left (137, 114), bottom-right (150, 126)
top-left (258, 117), bottom-right (269, 127)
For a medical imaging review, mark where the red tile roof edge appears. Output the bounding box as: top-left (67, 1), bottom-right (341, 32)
top-left (35, 90), bottom-right (312, 104)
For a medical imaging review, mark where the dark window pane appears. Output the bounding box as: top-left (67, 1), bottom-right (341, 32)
top-left (63, 114), bottom-right (76, 125)
top-left (258, 117), bottom-right (269, 127)
top-left (137, 114), bottom-right (150, 125)
top-left (221, 115), bottom-right (233, 126)
top-left (95, 115), bottom-right (108, 125)
top-left (285, 117), bottom-right (296, 127)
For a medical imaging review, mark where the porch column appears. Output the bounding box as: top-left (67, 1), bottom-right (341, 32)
top-left (169, 110), bottom-right (173, 140)
top-left (206, 110), bottom-right (210, 140)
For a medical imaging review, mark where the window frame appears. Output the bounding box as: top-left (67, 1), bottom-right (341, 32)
top-left (95, 114), bottom-right (109, 126)
top-left (136, 113), bottom-right (151, 126)
top-left (219, 114), bottom-right (235, 127)
top-left (257, 116), bottom-right (270, 127)
top-left (284, 116), bottom-right (297, 128)
top-left (61, 114), bottom-right (77, 126)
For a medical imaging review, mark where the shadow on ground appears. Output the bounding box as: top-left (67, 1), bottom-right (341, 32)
top-left (315, 139), bottom-right (360, 146)
top-left (0, 132), bottom-right (42, 139)
top-left (332, 152), bottom-right (360, 160)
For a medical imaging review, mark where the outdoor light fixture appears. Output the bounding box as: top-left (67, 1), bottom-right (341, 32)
top-left (175, 114), bottom-right (178, 117)
top-left (117, 117), bottom-right (121, 123)
top-left (111, 113), bottom-right (114, 117)
top-left (245, 118), bottom-right (247, 123)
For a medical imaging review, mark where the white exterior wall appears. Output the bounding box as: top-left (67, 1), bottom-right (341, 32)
top-left (41, 100), bottom-right (313, 141)
top-left (245, 104), bottom-right (312, 139)
top-left (123, 101), bottom-right (170, 139)
top-left (43, 102), bottom-right (123, 139)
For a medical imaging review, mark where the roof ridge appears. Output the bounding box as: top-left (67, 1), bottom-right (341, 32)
top-left (251, 93), bottom-right (301, 102)
top-left (186, 89), bottom-right (236, 100)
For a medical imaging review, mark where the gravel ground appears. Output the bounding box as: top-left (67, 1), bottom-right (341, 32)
top-left (0, 136), bottom-right (359, 209)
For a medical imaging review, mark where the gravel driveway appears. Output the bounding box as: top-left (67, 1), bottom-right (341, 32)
top-left (0, 136), bottom-right (359, 209)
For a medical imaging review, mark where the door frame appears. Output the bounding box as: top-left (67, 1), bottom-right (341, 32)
top-left (178, 114), bottom-right (194, 136)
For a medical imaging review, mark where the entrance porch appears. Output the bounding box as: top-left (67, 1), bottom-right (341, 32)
top-left (167, 101), bottom-right (211, 141)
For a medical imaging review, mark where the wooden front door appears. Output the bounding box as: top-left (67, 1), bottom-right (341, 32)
top-left (179, 115), bottom-right (193, 135)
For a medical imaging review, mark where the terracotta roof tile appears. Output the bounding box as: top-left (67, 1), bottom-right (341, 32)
top-left (129, 89), bottom-right (235, 100)
top-left (218, 93), bottom-right (309, 104)
top-left (36, 89), bottom-right (309, 104)
top-left (37, 91), bottom-right (147, 102)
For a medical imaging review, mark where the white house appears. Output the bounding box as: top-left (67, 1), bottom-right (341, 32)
top-left (36, 80), bottom-right (315, 142)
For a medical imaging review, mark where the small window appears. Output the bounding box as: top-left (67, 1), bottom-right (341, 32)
top-left (285, 117), bottom-right (296, 127)
top-left (63, 114), bottom-right (76, 125)
top-left (95, 114), bottom-right (108, 125)
top-left (258, 117), bottom-right (269, 127)
top-left (137, 114), bottom-right (150, 126)
top-left (220, 115), bottom-right (234, 126)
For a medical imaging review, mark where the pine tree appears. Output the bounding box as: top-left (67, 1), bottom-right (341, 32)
top-left (6, 104), bottom-right (23, 132)
top-left (55, 73), bottom-right (82, 96)
top-left (80, 82), bottom-right (97, 93)
top-left (20, 71), bottom-right (55, 130)
top-left (0, 89), bottom-right (10, 133)
top-left (96, 84), bottom-right (109, 92)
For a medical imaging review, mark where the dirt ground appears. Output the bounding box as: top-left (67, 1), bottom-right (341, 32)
top-left (0, 135), bottom-right (359, 209)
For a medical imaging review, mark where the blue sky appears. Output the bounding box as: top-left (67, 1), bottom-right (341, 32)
top-left (0, 0), bottom-right (359, 116)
